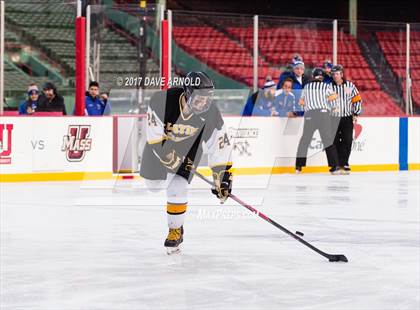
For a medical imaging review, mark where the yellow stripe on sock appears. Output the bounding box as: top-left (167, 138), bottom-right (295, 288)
top-left (167, 203), bottom-right (187, 214)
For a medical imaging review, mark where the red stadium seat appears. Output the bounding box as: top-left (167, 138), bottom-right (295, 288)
top-left (377, 31), bottom-right (420, 106)
top-left (173, 26), bottom-right (410, 114)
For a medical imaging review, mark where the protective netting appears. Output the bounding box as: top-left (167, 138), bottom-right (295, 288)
top-left (339, 20), bottom-right (407, 115)
top-left (3, 1), bottom-right (77, 111)
top-left (172, 11), bottom-right (251, 115)
top-left (409, 24), bottom-right (420, 114)
top-left (88, 4), bottom-right (161, 114)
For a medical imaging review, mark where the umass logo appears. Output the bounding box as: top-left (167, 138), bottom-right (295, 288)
top-left (61, 125), bottom-right (92, 162)
top-left (0, 124), bottom-right (13, 164)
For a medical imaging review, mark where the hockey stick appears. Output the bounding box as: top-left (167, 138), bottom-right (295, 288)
top-left (193, 170), bottom-right (348, 263)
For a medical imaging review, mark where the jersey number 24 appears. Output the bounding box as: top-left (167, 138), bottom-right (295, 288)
top-left (218, 133), bottom-right (230, 149)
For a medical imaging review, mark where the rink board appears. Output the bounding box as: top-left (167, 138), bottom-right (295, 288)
top-left (408, 117), bottom-right (420, 170)
top-left (0, 116), bottom-right (418, 182)
top-left (0, 117), bottom-right (113, 181)
top-left (222, 116), bottom-right (401, 171)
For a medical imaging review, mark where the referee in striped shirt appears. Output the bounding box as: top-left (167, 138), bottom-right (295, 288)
top-left (295, 68), bottom-right (340, 174)
top-left (330, 65), bottom-right (362, 174)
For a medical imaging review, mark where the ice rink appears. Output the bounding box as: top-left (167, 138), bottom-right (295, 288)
top-left (1, 171), bottom-right (419, 310)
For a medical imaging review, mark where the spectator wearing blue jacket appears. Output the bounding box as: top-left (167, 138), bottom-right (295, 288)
top-left (18, 84), bottom-right (40, 115)
top-left (242, 78), bottom-right (278, 116)
top-left (322, 59), bottom-right (333, 84)
top-left (274, 77), bottom-right (304, 117)
top-left (276, 57), bottom-right (309, 102)
top-left (84, 81), bottom-right (111, 116)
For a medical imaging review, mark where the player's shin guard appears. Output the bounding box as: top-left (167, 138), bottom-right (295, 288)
top-left (165, 174), bottom-right (188, 251)
top-left (166, 174), bottom-right (188, 229)
top-left (166, 203), bottom-right (187, 229)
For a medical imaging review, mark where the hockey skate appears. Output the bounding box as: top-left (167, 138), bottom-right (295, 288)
top-left (341, 166), bottom-right (351, 175)
top-left (164, 226), bottom-right (184, 255)
top-left (329, 167), bottom-right (341, 175)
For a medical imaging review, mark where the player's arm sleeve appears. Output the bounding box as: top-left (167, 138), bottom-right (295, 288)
top-left (350, 83), bottom-right (362, 115)
top-left (326, 85), bottom-right (338, 109)
top-left (205, 125), bottom-right (233, 172)
top-left (145, 93), bottom-right (176, 164)
top-left (203, 110), bottom-right (233, 171)
top-left (146, 105), bottom-right (167, 145)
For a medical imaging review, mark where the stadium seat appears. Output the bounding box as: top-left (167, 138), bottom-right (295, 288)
top-left (377, 31), bottom-right (420, 107)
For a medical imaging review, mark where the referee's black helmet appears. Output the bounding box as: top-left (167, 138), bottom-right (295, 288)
top-left (312, 68), bottom-right (324, 79)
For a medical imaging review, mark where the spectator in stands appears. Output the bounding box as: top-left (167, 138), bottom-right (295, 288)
top-left (284, 53), bottom-right (303, 72)
top-left (274, 78), bottom-right (303, 117)
top-left (322, 59), bottom-right (333, 84)
top-left (276, 55), bottom-right (309, 102)
top-left (37, 82), bottom-right (67, 115)
top-left (18, 84), bottom-right (40, 115)
top-left (275, 54), bottom-right (303, 85)
top-left (84, 81), bottom-right (111, 116)
top-left (242, 77), bottom-right (278, 116)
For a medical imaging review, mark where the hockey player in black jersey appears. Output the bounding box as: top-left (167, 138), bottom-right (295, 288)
top-left (140, 71), bottom-right (233, 254)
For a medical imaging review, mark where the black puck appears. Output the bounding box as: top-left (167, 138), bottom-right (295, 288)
top-left (295, 231), bottom-right (304, 236)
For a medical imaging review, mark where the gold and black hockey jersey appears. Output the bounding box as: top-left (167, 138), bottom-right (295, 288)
top-left (140, 87), bottom-right (232, 181)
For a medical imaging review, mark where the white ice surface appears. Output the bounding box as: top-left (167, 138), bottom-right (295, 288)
top-left (1, 171), bottom-right (419, 310)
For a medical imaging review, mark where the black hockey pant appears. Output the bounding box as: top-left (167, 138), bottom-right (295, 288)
top-left (295, 109), bottom-right (339, 168)
top-left (331, 115), bottom-right (354, 167)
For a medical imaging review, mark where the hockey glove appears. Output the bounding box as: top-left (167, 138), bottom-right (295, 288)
top-left (211, 165), bottom-right (233, 203)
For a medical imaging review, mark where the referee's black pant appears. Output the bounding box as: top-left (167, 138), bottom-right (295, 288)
top-left (295, 109), bottom-right (339, 168)
top-left (331, 116), bottom-right (354, 167)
